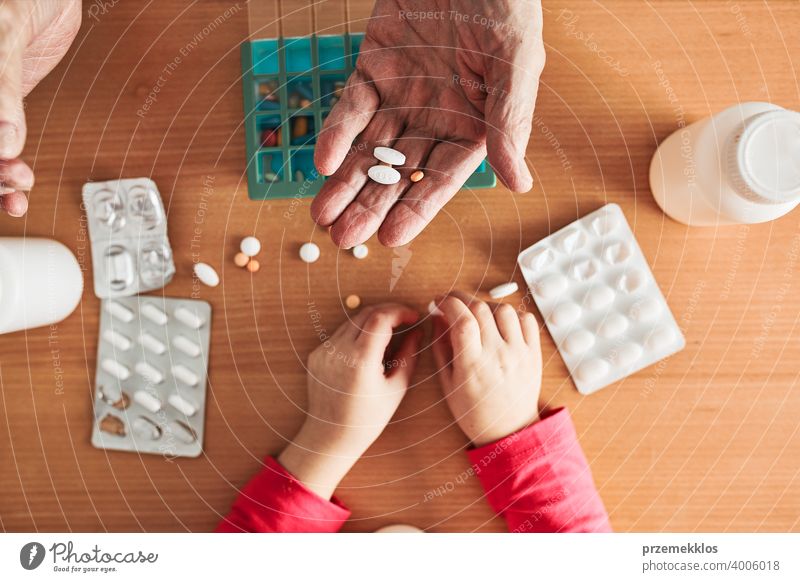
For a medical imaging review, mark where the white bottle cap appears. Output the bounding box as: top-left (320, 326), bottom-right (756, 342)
top-left (727, 110), bottom-right (800, 204)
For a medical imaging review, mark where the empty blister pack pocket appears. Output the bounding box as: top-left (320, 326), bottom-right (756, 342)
top-left (91, 296), bottom-right (211, 457)
top-left (518, 204), bottom-right (685, 395)
top-left (83, 178), bottom-right (176, 298)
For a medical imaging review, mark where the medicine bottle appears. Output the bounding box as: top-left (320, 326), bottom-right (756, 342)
top-left (649, 102), bottom-right (800, 226)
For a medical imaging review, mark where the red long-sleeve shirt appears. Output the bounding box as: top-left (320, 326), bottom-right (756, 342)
top-left (216, 408), bottom-right (610, 533)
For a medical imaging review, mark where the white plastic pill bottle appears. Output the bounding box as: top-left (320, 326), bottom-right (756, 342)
top-left (649, 102), bottom-right (800, 226)
top-left (0, 237), bottom-right (83, 335)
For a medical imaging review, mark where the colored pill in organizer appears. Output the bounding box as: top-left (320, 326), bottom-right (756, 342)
top-left (135, 361), bottom-right (164, 384)
top-left (172, 335), bottom-right (201, 358)
top-left (168, 394), bottom-right (197, 417)
top-left (351, 244), bottom-right (368, 259)
top-left (172, 364), bottom-right (199, 387)
top-left (103, 329), bottom-right (132, 351)
top-left (139, 332), bottom-right (166, 355)
top-left (101, 358), bottom-right (131, 381)
top-left (133, 390), bottom-right (162, 413)
top-left (368, 165), bottom-right (401, 185)
top-left (489, 282), bottom-right (519, 300)
top-left (174, 306), bottom-right (205, 329)
top-left (141, 303), bottom-right (168, 326)
top-left (106, 300), bottom-right (134, 323)
top-left (374, 146), bottom-right (406, 166)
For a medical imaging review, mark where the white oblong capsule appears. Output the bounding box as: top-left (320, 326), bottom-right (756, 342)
top-left (102, 329), bottom-right (132, 351)
top-left (168, 420), bottom-right (197, 444)
top-left (193, 262), bottom-right (220, 287)
top-left (174, 306), bottom-right (205, 330)
top-left (172, 335), bottom-right (201, 358)
top-left (101, 358), bottom-right (131, 380)
top-left (139, 332), bottom-right (166, 355)
top-left (105, 301), bottom-right (134, 323)
top-left (168, 394), bottom-right (197, 416)
top-left (135, 361), bottom-right (164, 384)
top-left (133, 390), bottom-right (162, 413)
top-left (141, 303), bottom-right (168, 326)
top-left (171, 364), bottom-right (199, 387)
top-left (367, 165), bottom-right (401, 185)
top-left (373, 146), bottom-right (406, 166)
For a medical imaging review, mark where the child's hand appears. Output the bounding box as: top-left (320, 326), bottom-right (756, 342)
top-left (279, 303), bottom-right (422, 498)
top-left (432, 292), bottom-right (542, 447)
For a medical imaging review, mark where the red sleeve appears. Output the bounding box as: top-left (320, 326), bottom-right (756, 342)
top-left (467, 407), bottom-right (611, 533)
top-left (216, 456), bottom-right (351, 533)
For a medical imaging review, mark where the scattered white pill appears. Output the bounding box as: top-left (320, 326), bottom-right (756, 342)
top-left (597, 313), bottom-right (629, 339)
top-left (299, 242), bottom-right (321, 263)
top-left (646, 326), bottom-right (676, 351)
top-left (172, 364), bottom-right (199, 387)
top-left (172, 335), bottom-right (201, 358)
top-left (135, 361), bottom-right (164, 384)
top-left (536, 274), bottom-right (569, 299)
top-left (584, 285), bottom-right (615, 311)
top-left (168, 394), bottom-right (197, 417)
top-left (613, 343), bottom-right (643, 367)
top-left (617, 269), bottom-right (646, 294)
top-left (141, 303), bottom-right (168, 326)
top-left (373, 146), bottom-right (406, 166)
top-left (352, 244), bottom-right (369, 259)
top-left (367, 165), bottom-right (401, 185)
top-left (629, 297), bottom-right (662, 323)
top-left (174, 306), bottom-right (205, 329)
top-left (101, 358), bottom-right (131, 381)
top-left (132, 416), bottom-right (162, 440)
top-left (603, 241), bottom-right (631, 264)
top-left (139, 332), bottom-right (166, 355)
top-left (194, 262), bottom-right (220, 287)
top-left (562, 329), bottom-right (595, 355)
top-left (105, 301), bottom-right (134, 323)
top-left (428, 300), bottom-right (444, 317)
top-left (576, 358), bottom-right (610, 383)
top-left (240, 236), bottom-right (262, 257)
top-left (489, 282), bottom-right (519, 300)
top-left (168, 420), bottom-right (197, 444)
top-left (133, 390), bottom-right (162, 413)
top-left (548, 302), bottom-right (582, 327)
top-left (102, 329), bottom-right (132, 351)
top-left (570, 258), bottom-right (598, 281)
top-left (523, 247), bottom-right (554, 271)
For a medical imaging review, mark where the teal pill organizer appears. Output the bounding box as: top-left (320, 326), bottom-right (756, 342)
top-left (240, 33), bottom-right (497, 200)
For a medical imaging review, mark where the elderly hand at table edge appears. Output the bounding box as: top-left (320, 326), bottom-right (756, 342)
top-left (0, 0), bottom-right (81, 217)
top-left (312, 0), bottom-right (545, 248)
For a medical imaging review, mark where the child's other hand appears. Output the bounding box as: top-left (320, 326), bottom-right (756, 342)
top-left (279, 303), bottom-right (422, 498)
top-left (432, 292), bottom-right (542, 447)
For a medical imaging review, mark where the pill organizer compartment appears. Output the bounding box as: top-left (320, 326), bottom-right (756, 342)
top-left (518, 204), bottom-right (685, 395)
top-left (83, 178), bottom-right (176, 299)
top-left (241, 33), bottom-right (497, 200)
top-left (91, 296), bottom-right (211, 457)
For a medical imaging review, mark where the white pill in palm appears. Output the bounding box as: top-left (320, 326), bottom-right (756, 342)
top-left (562, 329), bottom-right (595, 355)
top-left (101, 358), bottom-right (131, 381)
top-left (174, 306), bottom-right (205, 329)
top-left (194, 262), bottom-right (220, 287)
top-left (168, 394), bottom-right (197, 416)
top-left (549, 302), bottom-right (582, 327)
top-left (614, 343), bottom-right (643, 367)
top-left (373, 146), bottom-right (406, 166)
top-left (133, 390), bottom-right (162, 413)
top-left (141, 303), bottom-right (168, 326)
top-left (584, 285), bottom-right (615, 310)
top-left (240, 236), bottom-right (261, 257)
top-left (352, 244), bottom-right (368, 259)
top-left (576, 358), bottom-right (609, 383)
top-left (646, 326), bottom-right (676, 351)
top-left (536, 274), bottom-right (568, 299)
top-left (135, 361), bottom-right (164, 384)
top-left (367, 165), bottom-right (401, 185)
top-left (489, 282), bottom-right (519, 300)
top-left (598, 313), bottom-right (629, 338)
top-left (172, 364), bottom-right (199, 387)
top-left (299, 242), bottom-right (321, 263)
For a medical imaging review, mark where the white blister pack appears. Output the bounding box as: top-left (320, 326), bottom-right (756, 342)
top-left (518, 204), bottom-right (685, 395)
top-left (82, 178), bottom-right (176, 299)
top-left (91, 296), bottom-right (211, 457)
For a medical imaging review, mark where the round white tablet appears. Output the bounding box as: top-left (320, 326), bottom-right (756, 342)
top-left (562, 329), bottom-right (595, 355)
top-left (299, 242), bottom-right (321, 263)
top-left (367, 165), bottom-right (401, 185)
top-left (489, 282), bottom-right (519, 300)
top-left (576, 358), bottom-right (610, 383)
top-left (194, 262), bottom-right (219, 287)
top-left (373, 146), bottom-right (406, 166)
top-left (352, 244), bottom-right (368, 259)
top-left (240, 236), bottom-right (261, 257)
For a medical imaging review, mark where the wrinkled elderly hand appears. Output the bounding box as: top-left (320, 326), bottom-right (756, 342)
top-left (312, 0), bottom-right (545, 248)
top-left (0, 0), bottom-right (81, 217)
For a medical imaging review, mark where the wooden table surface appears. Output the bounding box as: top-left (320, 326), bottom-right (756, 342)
top-left (1, 0), bottom-right (799, 533)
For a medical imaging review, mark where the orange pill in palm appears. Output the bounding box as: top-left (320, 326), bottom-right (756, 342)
top-left (234, 252), bottom-right (250, 268)
top-left (410, 170), bottom-right (424, 183)
top-left (246, 259), bottom-right (261, 273)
